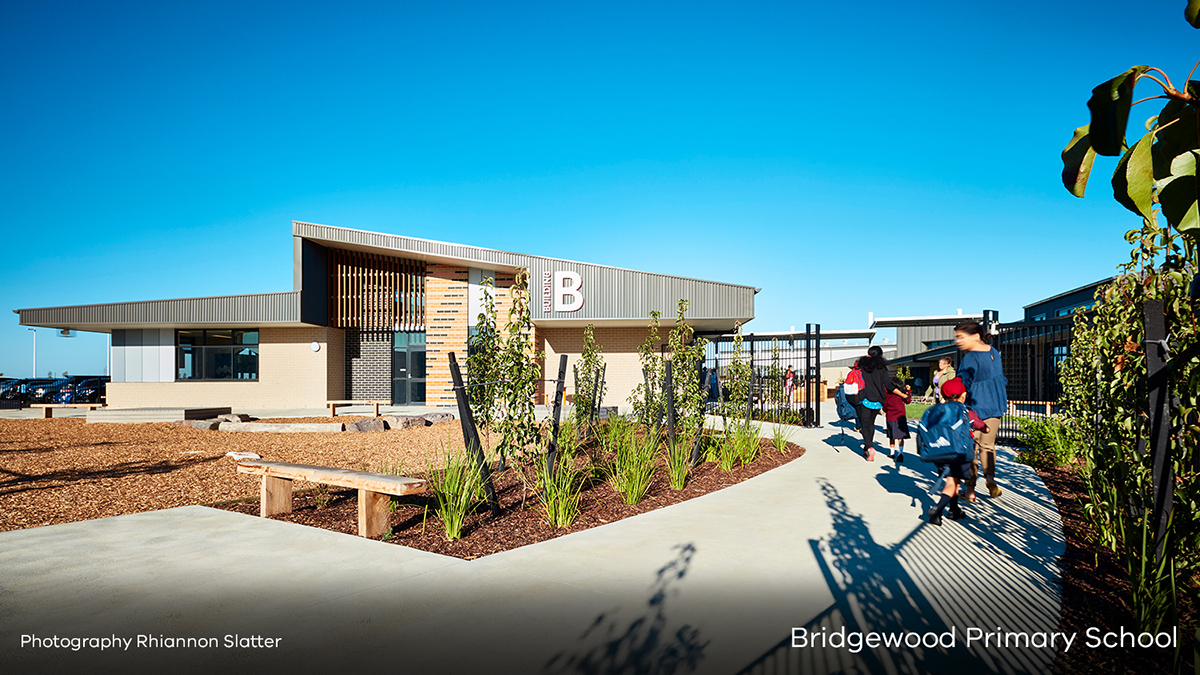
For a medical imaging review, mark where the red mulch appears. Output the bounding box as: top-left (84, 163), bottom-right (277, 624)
top-left (217, 438), bottom-right (804, 558)
top-left (1034, 462), bottom-right (1197, 675)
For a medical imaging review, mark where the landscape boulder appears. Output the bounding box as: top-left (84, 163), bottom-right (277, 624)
top-left (347, 418), bottom-right (387, 433)
top-left (171, 420), bottom-right (192, 427)
top-left (191, 420), bottom-right (221, 431)
top-left (216, 413), bottom-right (252, 423)
top-left (381, 415), bottom-right (427, 430)
top-left (422, 412), bottom-right (455, 424)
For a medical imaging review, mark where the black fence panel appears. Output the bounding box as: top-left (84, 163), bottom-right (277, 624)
top-left (701, 326), bottom-right (822, 427)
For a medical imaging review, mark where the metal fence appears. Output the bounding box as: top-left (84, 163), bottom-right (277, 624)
top-left (701, 325), bottom-right (823, 427)
top-left (998, 399), bottom-right (1058, 443)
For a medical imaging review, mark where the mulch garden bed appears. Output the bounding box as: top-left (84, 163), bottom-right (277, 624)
top-left (217, 438), bottom-right (805, 558)
top-left (1033, 461), bottom-right (1197, 675)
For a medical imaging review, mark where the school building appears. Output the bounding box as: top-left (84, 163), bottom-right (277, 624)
top-left (15, 222), bottom-right (757, 410)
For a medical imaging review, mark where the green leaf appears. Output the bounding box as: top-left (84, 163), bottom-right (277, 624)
top-left (1158, 150), bottom-right (1200, 236)
top-left (1089, 66), bottom-right (1151, 156)
top-left (1112, 130), bottom-right (1155, 220)
top-left (1062, 124), bottom-right (1097, 197)
top-left (1151, 94), bottom-right (1200, 181)
top-left (1187, 0), bottom-right (1200, 28)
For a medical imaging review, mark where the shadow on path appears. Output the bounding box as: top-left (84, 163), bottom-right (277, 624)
top-left (543, 543), bottom-right (710, 675)
top-left (738, 480), bottom-right (1061, 675)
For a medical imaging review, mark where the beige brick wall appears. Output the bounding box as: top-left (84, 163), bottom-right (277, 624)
top-left (539, 326), bottom-right (663, 409)
top-left (426, 264), bottom-right (469, 406)
top-left (107, 326), bottom-right (346, 409)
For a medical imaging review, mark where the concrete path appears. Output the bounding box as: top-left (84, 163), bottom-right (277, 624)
top-left (0, 403), bottom-right (1064, 674)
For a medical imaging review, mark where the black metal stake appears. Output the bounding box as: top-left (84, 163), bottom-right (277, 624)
top-left (745, 370), bottom-right (754, 425)
top-left (545, 354), bottom-right (568, 480)
top-left (665, 360), bottom-right (676, 451)
top-left (691, 366), bottom-right (711, 467)
top-left (1143, 299), bottom-right (1173, 562)
top-left (448, 352), bottom-right (501, 517)
top-left (814, 323), bottom-right (821, 427)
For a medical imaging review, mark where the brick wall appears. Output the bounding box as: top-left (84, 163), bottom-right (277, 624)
top-left (539, 326), bottom-right (664, 410)
top-left (344, 328), bottom-right (391, 400)
top-left (106, 326), bottom-right (346, 409)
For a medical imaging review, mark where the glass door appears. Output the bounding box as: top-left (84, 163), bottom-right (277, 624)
top-left (392, 332), bottom-right (426, 404)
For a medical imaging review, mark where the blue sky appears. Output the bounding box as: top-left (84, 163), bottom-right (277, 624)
top-left (2, 0), bottom-right (1195, 377)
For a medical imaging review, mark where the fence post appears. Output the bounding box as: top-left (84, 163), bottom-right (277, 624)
top-left (814, 323), bottom-right (822, 427)
top-left (448, 352), bottom-right (501, 517)
top-left (545, 354), bottom-right (568, 480)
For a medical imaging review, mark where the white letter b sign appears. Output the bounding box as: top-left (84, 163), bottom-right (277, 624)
top-left (553, 271), bottom-right (584, 312)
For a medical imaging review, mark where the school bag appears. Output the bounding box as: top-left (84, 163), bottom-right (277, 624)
top-left (915, 402), bottom-right (973, 464)
top-left (843, 369), bottom-right (864, 397)
top-left (834, 384), bottom-right (857, 422)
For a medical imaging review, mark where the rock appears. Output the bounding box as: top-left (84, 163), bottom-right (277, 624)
top-left (216, 413), bottom-right (251, 423)
top-left (382, 415), bottom-right (427, 430)
top-left (171, 420), bottom-right (191, 427)
top-left (220, 422), bottom-right (344, 433)
top-left (347, 418), bottom-right (387, 433)
top-left (422, 412), bottom-right (456, 424)
top-left (191, 420), bottom-right (221, 430)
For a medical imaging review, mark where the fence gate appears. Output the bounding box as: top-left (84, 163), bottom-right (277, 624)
top-left (702, 325), bottom-right (822, 427)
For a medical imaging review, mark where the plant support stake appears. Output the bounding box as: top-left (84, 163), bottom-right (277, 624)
top-left (1142, 300), bottom-right (1173, 562)
top-left (448, 352), bottom-right (501, 517)
top-left (546, 354), bottom-right (568, 480)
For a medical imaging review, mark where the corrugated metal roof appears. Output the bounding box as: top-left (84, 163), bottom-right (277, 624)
top-left (16, 292), bottom-right (306, 332)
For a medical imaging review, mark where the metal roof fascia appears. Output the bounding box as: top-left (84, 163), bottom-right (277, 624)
top-left (16, 291), bottom-right (305, 329)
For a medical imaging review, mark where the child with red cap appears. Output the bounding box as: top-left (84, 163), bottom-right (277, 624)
top-left (919, 377), bottom-right (988, 525)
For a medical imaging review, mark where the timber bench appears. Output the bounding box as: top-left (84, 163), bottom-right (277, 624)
top-left (31, 403), bottom-right (104, 418)
top-left (325, 400), bottom-right (390, 417)
top-left (236, 460), bottom-right (427, 538)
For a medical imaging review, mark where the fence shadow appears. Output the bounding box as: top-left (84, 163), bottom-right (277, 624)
top-left (737, 480), bottom-right (1062, 675)
top-left (543, 543), bottom-right (709, 675)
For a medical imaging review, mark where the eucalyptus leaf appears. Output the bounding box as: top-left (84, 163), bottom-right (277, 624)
top-left (1089, 66), bottom-right (1151, 156)
top-left (1112, 130), bottom-right (1156, 220)
top-left (1062, 124), bottom-right (1097, 197)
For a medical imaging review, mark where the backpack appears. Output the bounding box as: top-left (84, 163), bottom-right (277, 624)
top-left (834, 385), bottom-right (857, 422)
top-left (843, 369), bottom-right (864, 396)
top-left (915, 402), bottom-right (973, 464)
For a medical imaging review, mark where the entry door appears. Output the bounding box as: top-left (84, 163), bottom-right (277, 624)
top-left (392, 332), bottom-right (426, 404)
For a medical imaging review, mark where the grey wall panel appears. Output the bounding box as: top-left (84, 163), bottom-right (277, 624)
top-left (18, 292), bottom-right (303, 328)
top-left (298, 238), bottom-right (329, 325)
top-left (159, 328), bottom-right (175, 382)
top-left (111, 329), bottom-right (126, 383)
top-left (125, 329), bottom-right (142, 383)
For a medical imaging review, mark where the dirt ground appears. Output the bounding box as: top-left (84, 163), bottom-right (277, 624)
top-left (0, 417), bottom-right (463, 532)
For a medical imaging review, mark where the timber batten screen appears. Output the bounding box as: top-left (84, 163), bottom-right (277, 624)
top-left (328, 248), bottom-right (426, 330)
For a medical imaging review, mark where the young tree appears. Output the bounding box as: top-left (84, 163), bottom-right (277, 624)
top-left (572, 324), bottom-right (606, 433)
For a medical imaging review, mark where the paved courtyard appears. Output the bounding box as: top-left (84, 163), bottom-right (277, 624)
top-left (0, 402), bottom-right (1065, 674)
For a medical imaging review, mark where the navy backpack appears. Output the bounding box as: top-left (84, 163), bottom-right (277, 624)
top-left (834, 384), bottom-right (857, 422)
top-left (915, 402), bottom-right (973, 464)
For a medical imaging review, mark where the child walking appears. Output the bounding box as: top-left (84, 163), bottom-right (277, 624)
top-left (917, 377), bottom-right (987, 525)
top-left (883, 375), bottom-right (911, 463)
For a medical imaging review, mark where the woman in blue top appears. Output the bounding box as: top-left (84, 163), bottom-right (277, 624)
top-left (954, 320), bottom-right (1008, 501)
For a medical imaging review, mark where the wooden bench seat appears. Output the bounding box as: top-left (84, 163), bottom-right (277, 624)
top-left (325, 400), bottom-right (391, 417)
top-left (31, 403), bottom-right (104, 418)
top-left (236, 460), bottom-right (427, 538)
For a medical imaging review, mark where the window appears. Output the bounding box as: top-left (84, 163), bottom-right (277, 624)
top-left (177, 329), bottom-right (259, 381)
top-left (1032, 313), bottom-right (1047, 321)
top-left (1055, 302), bottom-right (1094, 317)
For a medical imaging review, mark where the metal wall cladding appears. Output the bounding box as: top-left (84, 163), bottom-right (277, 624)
top-left (19, 292), bottom-right (302, 327)
top-left (526, 261), bottom-right (755, 322)
top-left (293, 221), bottom-right (756, 322)
top-left (896, 325), bottom-right (956, 359)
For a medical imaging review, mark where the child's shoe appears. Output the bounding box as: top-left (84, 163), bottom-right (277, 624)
top-left (947, 505), bottom-right (967, 521)
top-left (926, 507), bottom-right (943, 526)
top-left (987, 482), bottom-right (1003, 498)
top-left (893, 452), bottom-right (904, 464)
top-left (865, 448), bottom-right (876, 461)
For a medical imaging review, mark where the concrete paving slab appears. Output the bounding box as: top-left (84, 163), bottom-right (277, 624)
top-left (0, 403), bottom-right (1066, 674)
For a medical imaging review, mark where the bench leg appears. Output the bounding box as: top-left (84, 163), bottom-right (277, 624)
top-left (261, 476), bottom-right (293, 517)
top-left (329, 404), bottom-right (338, 418)
top-left (358, 489), bottom-right (391, 538)
top-left (372, 402), bottom-right (380, 417)
top-left (43, 408), bottom-right (53, 419)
